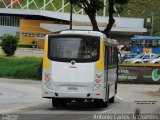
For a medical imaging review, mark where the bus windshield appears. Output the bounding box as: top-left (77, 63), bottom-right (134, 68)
top-left (48, 35), bottom-right (100, 62)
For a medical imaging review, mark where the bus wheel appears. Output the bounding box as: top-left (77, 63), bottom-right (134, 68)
top-left (109, 96), bottom-right (115, 103)
top-left (94, 99), bottom-right (108, 108)
top-left (59, 100), bottom-right (67, 107)
top-left (52, 98), bottom-right (60, 107)
top-left (94, 99), bottom-right (101, 107)
top-left (102, 100), bottom-right (108, 107)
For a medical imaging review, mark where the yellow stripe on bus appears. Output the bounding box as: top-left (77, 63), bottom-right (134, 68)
top-left (96, 40), bottom-right (104, 70)
top-left (43, 37), bottom-right (51, 69)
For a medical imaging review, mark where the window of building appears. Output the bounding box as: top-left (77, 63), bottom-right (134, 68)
top-left (36, 34), bottom-right (45, 38)
top-left (0, 16), bottom-right (20, 27)
top-left (22, 33), bottom-right (34, 37)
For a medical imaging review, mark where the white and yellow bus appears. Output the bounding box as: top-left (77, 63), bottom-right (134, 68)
top-left (42, 30), bottom-right (118, 107)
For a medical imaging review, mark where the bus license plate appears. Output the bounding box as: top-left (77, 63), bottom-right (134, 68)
top-left (68, 87), bottom-right (78, 90)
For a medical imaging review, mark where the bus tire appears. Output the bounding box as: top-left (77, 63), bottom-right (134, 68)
top-left (94, 99), bottom-right (108, 108)
top-left (102, 100), bottom-right (108, 107)
top-left (94, 100), bottom-right (108, 108)
top-left (52, 98), bottom-right (60, 107)
top-left (115, 82), bottom-right (117, 94)
top-left (109, 96), bottom-right (115, 103)
top-left (59, 100), bottom-right (67, 107)
top-left (94, 99), bottom-right (100, 107)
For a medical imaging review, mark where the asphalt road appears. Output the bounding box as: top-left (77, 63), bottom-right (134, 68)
top-left (0, 78), bottom-right (160, 120)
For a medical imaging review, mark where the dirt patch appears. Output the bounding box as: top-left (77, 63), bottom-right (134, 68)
top-left (146, 90), bottom-right (160, 96)
top-left (0, 47), bottom-right (43, 57)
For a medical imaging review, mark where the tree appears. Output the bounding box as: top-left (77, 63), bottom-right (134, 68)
top-left (68, 0), bottom-right (129, 37)
top-left (123, 0), bottom-right (160, 36)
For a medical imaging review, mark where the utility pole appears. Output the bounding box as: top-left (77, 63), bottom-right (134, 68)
top-left (69, 0), bottom-right (73, 30)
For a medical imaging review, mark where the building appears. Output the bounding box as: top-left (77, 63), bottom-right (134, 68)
top-left (40, 14), bottom-right (147, 45)
top-left (19, 19), bottom-right (59, 48)
top-left (0, 8), bottom-right (147, 48)
top-left (0, 15), bottom-right (20, 36)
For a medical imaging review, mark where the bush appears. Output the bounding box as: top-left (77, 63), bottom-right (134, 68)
top-left (1, 34), bottom-right (18, 56)
top-left (18, 43), bottom-right (32, 48)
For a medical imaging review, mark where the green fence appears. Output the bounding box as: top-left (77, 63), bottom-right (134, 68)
top-left (118, 64), bottom-right (160, 83)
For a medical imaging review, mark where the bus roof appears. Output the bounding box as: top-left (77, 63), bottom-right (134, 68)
top-left (60, 30), bottom-right (105, 38)
top-left (60, 30), bottom-right (118, 45)
top-left (131, 36), bottom-right (160, 41)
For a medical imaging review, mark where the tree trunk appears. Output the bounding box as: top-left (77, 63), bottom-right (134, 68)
top-left (103, 0), bottom-right (115, 37)
top-left (86, 12), bottom-right (100, 31)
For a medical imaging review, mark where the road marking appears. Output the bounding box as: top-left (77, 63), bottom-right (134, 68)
top-left (116, 95), bottom-right (125, 101)
top-left (99, 108), bottom-right (113, 114)
top-left (116, 95), bottom-right (129, 102)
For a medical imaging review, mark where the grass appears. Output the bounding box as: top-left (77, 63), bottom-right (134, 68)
top-left (0, 55), bottom-right (42, 80)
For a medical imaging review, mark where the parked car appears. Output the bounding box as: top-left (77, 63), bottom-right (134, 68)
top-left (123, 53), bottom-right (156, 64)
top-left (150, 58), bottom-right (160, 64)
top-left (121, 53), bottom-right (138, 62)
top-left (143, 54), bottom-right (160, 63)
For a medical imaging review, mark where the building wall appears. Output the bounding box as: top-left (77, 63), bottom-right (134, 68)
top-left (19, 19), bottom-right (58, 48)
top-left (0, 25), bottom-right (19, 36)
top-left (0, 15), bottom-right (20, 36)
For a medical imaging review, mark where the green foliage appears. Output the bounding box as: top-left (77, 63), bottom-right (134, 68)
top-left (121, 0), bottom-right (160, 35)
top-left (68, 0), bottom-right (129, 34)
top-left (31, 40), bottom-right (37, 45)
top-left (69, 0), bottom-right (104, 13)
top-left (0, 3), bottom-right (4, 7)
top-left (115, 0), bottom-right (129, 5)
top-left (1, 34), bottom-right (18, 56)
top-left (154, 32), bottom-right (160, 37)
top-left (0, 56), bottom-right (42, 80)
top-left (19, 0), bottom-right (67, 10)
top-left (153, 16), bottom-right (160, 34)
top-left (90, 0), bottom-right (104, 11)
top-left (18, 43), bottom-right (32, 48)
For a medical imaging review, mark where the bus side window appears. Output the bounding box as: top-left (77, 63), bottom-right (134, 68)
top-left (106, 46), bottom-right (117, 68)
top-left (105, 46), bottom-right (108, 69)
top-left (109, 46), bottom-right (112, 67)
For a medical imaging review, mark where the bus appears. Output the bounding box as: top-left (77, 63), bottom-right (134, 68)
top-left (42, 30), bottom-right (118, 107)
top-left (131, 36), bottom-right (160, 54)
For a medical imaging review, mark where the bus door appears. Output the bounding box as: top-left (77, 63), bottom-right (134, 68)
top-left (106, 45), bottom-right (118, 99)
top-left (104, 45), bottom-right (109, 100)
